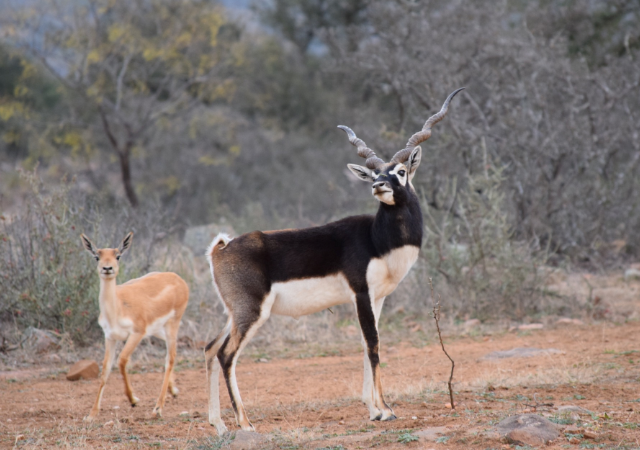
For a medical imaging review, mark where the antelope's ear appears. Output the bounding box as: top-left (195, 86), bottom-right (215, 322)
top-left (81, 234), bottom-right (98, 259)
top-left (407, 146), bottom-right (422, 180)
top-left (347, 164), bottom-right (375, 182)
top-left (118, 232), bottom-right (133, 256)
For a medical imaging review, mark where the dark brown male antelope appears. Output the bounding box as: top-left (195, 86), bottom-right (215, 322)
top-left (205, 88), bottom-right (464, 434)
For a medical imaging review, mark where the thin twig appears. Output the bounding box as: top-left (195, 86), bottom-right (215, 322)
top-left (428, 277), bottom-right (456, 410)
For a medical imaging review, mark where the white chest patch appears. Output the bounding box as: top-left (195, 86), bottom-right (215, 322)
top-left (366, 245), bottom-right (420, 300)
top-left (270, 273), bottom-right (353, 319)
top-left (99, 314), bottom-right (130, 341)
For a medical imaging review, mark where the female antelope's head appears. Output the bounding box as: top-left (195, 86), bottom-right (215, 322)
top-left (339, 88), bottom-right (464, 206)
top-left (81, 232), bottom-right (133, 279)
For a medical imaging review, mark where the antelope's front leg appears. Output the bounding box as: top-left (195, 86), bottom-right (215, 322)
top-left (85, 338), bottom-right (117, 421)
top-left (355, 292), bottom-right (395, 421)
top-left (118, 332), bottom-right (145, 407)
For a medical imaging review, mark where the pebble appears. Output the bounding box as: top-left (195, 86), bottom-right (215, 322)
top-left (584, 430), bottom-right (598, 439)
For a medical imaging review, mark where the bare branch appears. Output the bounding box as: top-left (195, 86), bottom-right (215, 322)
top-left (428, 277), bottom-right (455, 410)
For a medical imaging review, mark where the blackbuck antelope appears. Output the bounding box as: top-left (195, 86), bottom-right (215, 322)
top-left (205, 88), bottom-right (464, 434)
top-left (80, 232), bottom-right (189, 420)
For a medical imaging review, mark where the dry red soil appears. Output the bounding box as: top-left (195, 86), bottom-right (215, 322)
top-left (1, 320), bottom-right (640, 449)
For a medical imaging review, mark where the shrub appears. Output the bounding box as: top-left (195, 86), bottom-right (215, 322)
top-left (0, 170), bottom-right (100, 344)
top-left (418, 158), bottom-right (549, 321)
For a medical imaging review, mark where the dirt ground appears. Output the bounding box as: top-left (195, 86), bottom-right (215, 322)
top-left (1, 315), bottom-right (640, 449)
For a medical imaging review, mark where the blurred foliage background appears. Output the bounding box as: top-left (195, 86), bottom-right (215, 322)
top-left (1, 0), bottom-right (639, 346)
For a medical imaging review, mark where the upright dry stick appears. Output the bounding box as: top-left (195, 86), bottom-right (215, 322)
top-left (428, 277), bottom-right (456, 410)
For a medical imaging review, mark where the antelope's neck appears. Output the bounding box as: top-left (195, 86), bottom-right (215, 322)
top-left (98, 277), bottom-right (120, 322)
top-left (372, 194), bottom-right (423, 255)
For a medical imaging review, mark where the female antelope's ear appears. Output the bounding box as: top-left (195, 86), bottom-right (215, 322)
top-left (80, 234), bottom-right (98, 258)
top-left (347, 164), bottom-right (375, 182)
top-left (118, 232), bottom-right (134, 256)
top-left (407, 146), bottom-right (422, 180)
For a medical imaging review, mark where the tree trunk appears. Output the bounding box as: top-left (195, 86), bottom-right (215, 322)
top-left (98, 108), bottom-right (139, 208)
top-left (118, 148), bottom-right (139, 208)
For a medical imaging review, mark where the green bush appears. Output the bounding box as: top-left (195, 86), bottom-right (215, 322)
top-left (419, 158), bottom-right (549, 320)
top-left (0, 170), bottom-right (101, 344)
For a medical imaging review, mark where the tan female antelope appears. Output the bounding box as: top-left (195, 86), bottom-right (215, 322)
top-left (204, 89), bottom-right (464, 434)
top-left (81, 232), bottom-right (189, 420)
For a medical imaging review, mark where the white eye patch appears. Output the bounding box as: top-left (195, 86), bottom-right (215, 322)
top-left (389, 164), bottom-right (408, 186)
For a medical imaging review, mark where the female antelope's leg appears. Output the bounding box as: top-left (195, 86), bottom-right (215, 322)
top-left (205, 320), bottom-right (232, 435)
top-left (219, 296), bottom-right (273, 432)
top-left (168, 372), bottom-right (178, 397)
top-left (355, 292), bottom-right (395, 421)
top-left (118, 332), bottom-right (145, 407)
top-left (153, 323), bottom-right (179, 417)
top-left (86, 338), bottom-right (117, 420)
top-left (361, 296), bottom-right (386, 419)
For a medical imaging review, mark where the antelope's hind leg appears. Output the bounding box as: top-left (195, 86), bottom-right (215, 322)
top-left (218, 293), bottom-right (274, 432)
top-left (152, 322), bottom-right (179, 418)
top-left (205, 320), bottom-right (232, 435)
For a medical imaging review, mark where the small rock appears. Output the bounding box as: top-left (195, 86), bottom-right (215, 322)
top-left (517, 323), bottom-right (544, 330)
top-left (103, 420), bottom-right (114, 428)
top-left (179, 411), bottom-right (190, 416)
top-left (258, 358), bottom-right (269, 363)
top-left (556, 318), bottom-right (585, 326)
top-left (412, 416), bottom-right (418, 420)
top-left (414, 427), bottom-right (448, 442)
top-left (66, 360), bottom-right (99, 381)
top-left (624, 268), bottom-right (640, 281)
top-left (113, 406), bottom-right (119, 410)
top-left (481, 348), bottom-right (563, 360)
top-left (229, 430), bottom-right (267, 450)
top-left (557, 405), bottom-right (591, 414)
top-left (583, 430), bottom-right (598, 439)
top-left (23, 327), bottom-right (60, 354)
top-left (564, 425), bottom-right (580, 433)
top-left (496, 414), bottom-right (560, 446)
top-left (43, 354), bottom-right (62, 364)
top-left (568, 436), bottom-right (581, 444)
top-left (464, 319), bottom-right (480, 331)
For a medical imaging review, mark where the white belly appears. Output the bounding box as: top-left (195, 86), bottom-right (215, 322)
top-left (270, 273), bottom-right (353, 319)
top-left (366, 245), bottom-right (420, 299)
top-left (99, 310), bottom-right (175, 341)
top-left (145, 310), bottom-right (175, 340)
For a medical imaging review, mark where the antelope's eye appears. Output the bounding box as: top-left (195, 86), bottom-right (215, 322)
top-left (398, 170), bottom-right (406, 176)
top-left (116, 255), bottom-right (121, 260)
top-left (94, 256), bottom-right (99, 261)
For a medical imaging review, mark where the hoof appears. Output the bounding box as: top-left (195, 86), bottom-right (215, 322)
top-left (83, 415), bottom-right (95, 423)
top-left (240, 422), bottom-right (256, 432)
top-left (170, 387), bottom-right (179, 397)
top-left (130, 396), bottom-right (140, 407)
top-left (152, 408), bottom-right (162, 418)
top-left (371, 413), bottom-right (382, 421)
top-left (381, 413), bottom-right (397, 421)
top-left (209, 420), bottom-right (229, 436)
